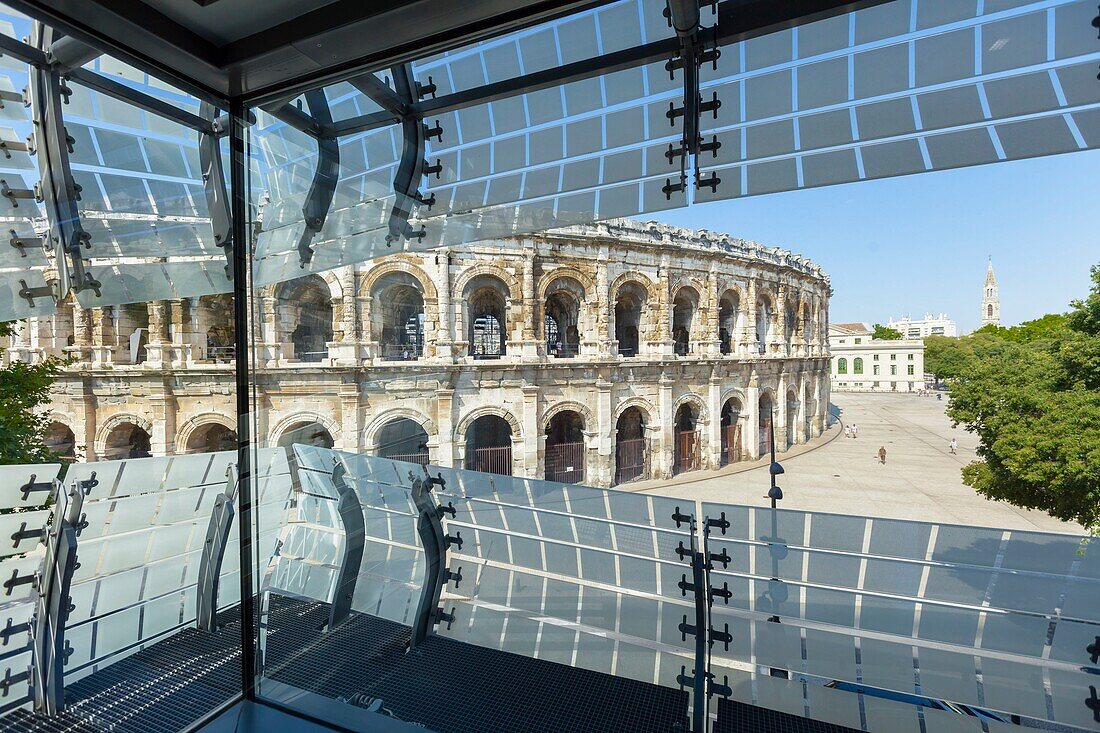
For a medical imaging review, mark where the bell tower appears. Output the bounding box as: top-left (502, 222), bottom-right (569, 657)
top-left (981, 258), bottom-right (1000, 327)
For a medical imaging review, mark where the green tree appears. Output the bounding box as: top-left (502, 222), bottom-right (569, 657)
top-left (923, 335), bottom-right (975, 381)
top-left (946, 265), bottom-right (1100, 532)
top-left (0, 322), bottom-right (64, 465)
top-left (872, 323), bottom-right (903, 340)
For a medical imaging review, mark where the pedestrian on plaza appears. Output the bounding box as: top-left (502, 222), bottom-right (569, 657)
top-left (851, 424), bottom-right (859, 439)
top-left (877, 446), bottom-right (887, 465)
top-left (949, 437), bottom-right (957, 455)
top-left (844, 425), bottom-right (851, 439)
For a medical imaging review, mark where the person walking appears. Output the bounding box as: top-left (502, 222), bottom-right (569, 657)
top-left (844, 424), bottom-right (851, 439)
top-left (851, 423), bottom-right (859, 439)
top-left (877, 445), bottom-right (887, 465)
top-left (949, 437), bottom-right (958, 455)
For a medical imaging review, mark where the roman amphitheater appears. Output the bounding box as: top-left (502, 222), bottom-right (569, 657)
top-left (7, 219), bottom-right (831, 488)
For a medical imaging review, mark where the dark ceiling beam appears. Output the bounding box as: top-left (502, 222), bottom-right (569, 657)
top-left (347, 73), bottom-right (409, 118)
top-left (328, 109), bottom-right (402, 138)
top-left (67, 67), bottom-right (215, 134)
top-left (716, 0), bottom-right (894, 45)
top-left (261, 101), bottom-right (331, 139)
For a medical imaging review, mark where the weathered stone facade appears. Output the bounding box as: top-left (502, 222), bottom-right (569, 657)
top-left (8, 219), bottom-right (831, 487)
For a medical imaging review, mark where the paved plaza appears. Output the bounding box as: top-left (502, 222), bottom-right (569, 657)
top-left (632, 391), bottom-right (1081, 534)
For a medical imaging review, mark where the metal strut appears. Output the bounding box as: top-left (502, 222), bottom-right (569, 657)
top-left (28, 23), bottom-right (99, 303)
top-left (410, 467), bottom-right (461, 649)
top-left (32, 474), bottom-right (92, 716)
top-left (327, 459), bottom-right (365, 630)
top-left (198, 102), bottom-right (233, 279)
top-left (296, 91), bottom-right (339, 267)
top-left (196, 463), bottom-right (239, 632)
top-left (386, 64), bottom-right (435, 247)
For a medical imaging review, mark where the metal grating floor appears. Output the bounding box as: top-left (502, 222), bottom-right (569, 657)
top-left (714, 697), bottom-right (863, 733)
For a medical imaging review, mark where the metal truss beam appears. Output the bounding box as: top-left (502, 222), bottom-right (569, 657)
top-left (327, 460), bottom-right (364, 630)
top-left (410, 467), bottom-right (460, 648)
top-left (66, 66), bottom-right (214, 135)
top-left (327, 108), bottom-right (401, 138)
top-left (261, 100), bottom-right (332, 140)
top-left (348, 72), bottom-right (408, 118)
top-left (196, 464), bottom-right (239, 632)
top-left (198, 101), bottom-right (233, 277)
top-left (386, 63), bottom-right (430, 245)
top-left (296, 89), bottom-right (339, 266)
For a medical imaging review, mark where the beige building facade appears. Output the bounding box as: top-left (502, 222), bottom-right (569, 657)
top-left (6, 219), bottom-right (831, 487)
top-left (828, 323), bottom-right (925, 393)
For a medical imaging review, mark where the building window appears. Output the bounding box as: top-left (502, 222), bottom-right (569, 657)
top-left (873, 354), bottom-right (879, 360)
top-left (908, 365), bottom-right (915, 375)
top-left (891, 365), bottom-right (897, 376)
top-left (890, 353), bottom-right (896, 360)
top-left (853, 357), bottom-right (864, 374)
top-left (908, 353), bottom-right (914, 360)
top-left (854, 338), bottom-right (861, 344)
top-left (837, 357), bottom-right (848, 374)
top-left (873, 365), bottom-right (879, 375)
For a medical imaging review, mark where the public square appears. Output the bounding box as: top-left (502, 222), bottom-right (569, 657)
top-left (632, 391), bottom-right (1081, 534)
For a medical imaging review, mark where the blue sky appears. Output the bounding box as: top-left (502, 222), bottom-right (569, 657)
top-left (657, 149), bottom-right (1100, 334)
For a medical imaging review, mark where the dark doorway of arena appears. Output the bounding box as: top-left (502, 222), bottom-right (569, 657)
top-left (545, 411), bottom-right (584, 483)
top-left (278, 422), bottom-right (335, 449)
top-left (759, 393), bottom-right (775, 456)
top-left (467, 276), bottom-right (508, 359)
top-left (377, 418), bottom-right (430, 466)
top-left (673, 403), bottom-right (699, 474)
top-left (289, 277), bottom-right (333, 362)
top-left (672, 288), bottom-right (698, 357)
top-left (379, 278), bottom-right (425, 361)
top-left (720, 398), bottom-right (742, 466)
top-left (187, 424), bottom-right (237, 454)
top-left (104, 423), bottom-right (152, 460)
top-left (45, 422), bottom-right (76, 461)
top-left (465, 415), bottom-right (513, 475)
top-left (614, 282), bottom-right (645, 357)
top-left (614, 407), bottom-right (647, 485)
top-left (785, 390), bottom-right (799, 450)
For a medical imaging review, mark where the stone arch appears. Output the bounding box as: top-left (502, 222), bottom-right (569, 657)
top-left (176, 412), bottom-right (236, 453)
top-left (541, 400), bottom-right (595, 431)
top-left (270, 411), bottom-right (341, 447)
top-left (541, 273), bottom-right (588, 356)
top-left (44, 415), bottom-right (78, 460)
top-left (719, 388), bottom-right (747, 412)
top-left (537, 267), bottom-right (596, 302)
top-left (610, 271), bottom-right (658, 302)
top-left (360, 258), bottom-right (438, 302)
top-left (453, 263), bottom-right (521, 302)
top-left (672, 392), bottom-right (709, 424)
top-left (671, 283), bottom-right (702, 356)
top-left (94, 412), bottom-right (153, 458)
top-left (613, 396), bottom-right (657, 424)
top-left (455, 405), bottom-right (523, 442)
top-left (363, 407), bottom-right (437, 451)
top-left (274, 274), bottom-right (338, 360)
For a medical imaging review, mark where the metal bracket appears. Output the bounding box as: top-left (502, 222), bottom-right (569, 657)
top-left (386, 63), bottom-right (433, 247)
top-left (0, 179), bottom-right (37, 207)
top-left (198, 101), bottom-right (233, 279)
top-left (3, 570), bottom-right (35, 597)
top-left (1088, 636), bottom-right (1099, 664)
top-left (18, 474), bottom-right (55, 502)
top-left (0, 668), bottom-right (29, 697)
top-left (410, 467), bottom-right (457, 649)
top-left (18, 279), bottom-right (56, 309)
top-left (196, 464), bottom-right (239, 633)
top-left (9, 231), bottom-right (42, 258)
top-left (9, 522), bottom-right (47, 551)
top-left (326, 459), bottom-right (365, 630)
top-left (705, 512), bottom-right (729, 534)
top-left (31, 474), bottom-right (90, 715)
top-left (296, 90), bottom-right (339, 267)
top-left (0, 618), bottom-right (29, 646)
top-left (0, 138), bottom-right (28, 159)
top-left (1089, 685), bottom-right (1100, 723)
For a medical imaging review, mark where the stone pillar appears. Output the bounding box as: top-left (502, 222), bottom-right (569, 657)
top-left (654, 257), bottom-right (674, 356)
top-left (707, 370), bottom-right (722, 469)
top-left (5, 319), bottom-right (33, 363)
top-left (521, 385), bottom-right (540, 477)
top-left (742, 279), bottom-right (758, 356)
top-left (90, 307), bottom-right (115, 367)
top-left (435, 250), bottom-right (454, 361)
top-left (520, 252), bottom-right (539, 359)
top-left (169, 299), bottom-right (198, 366)
top-left (814, 370), bottom-right (828, 435)
top-left (592, 257), bottom-right (611, 358)
top-left (774, 284), bottom-right (787, 358)
top-left (145, 300), bottom-right (171, 366)
top-left (434, 387), bottom-right (456, 466)
top-left (745, 373), bottom-right (760, 460)
top-left (699, 268), bottom-right (721, 356)
top-left (595, 378), bottom-right (613, 486)
top-left (330, 268), bottom-right (358, 364)
top-left (657, 373), bottom-right (673, 478)
top-left (76, 378), bottom-right (97, 462)
top-left (775, 372), bottom-right (789, 452)
top-left (339, 383), bottom-right (360, 452)
top-left (148, 391), bottom-right (176, 456)
top-left (795, 374), bottom-right (807, 445)
top-left (67, 302), bottom-right (93, 364)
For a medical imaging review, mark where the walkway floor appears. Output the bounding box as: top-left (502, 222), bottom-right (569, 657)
top-left (628, 392), bottom-right (1080, 534)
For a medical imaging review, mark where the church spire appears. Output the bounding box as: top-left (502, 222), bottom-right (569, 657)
top-left (981, 258), bottom-right (1000, 327)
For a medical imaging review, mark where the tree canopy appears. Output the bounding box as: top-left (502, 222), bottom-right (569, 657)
top-left (945, 265), bottom-right (1100, 532)
top-left (872, 323), bottom-right (903, 340)
top-left (0, 322), bottom-right (64, 465)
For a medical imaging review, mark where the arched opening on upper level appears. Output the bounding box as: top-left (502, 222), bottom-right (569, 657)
top-left (118, 302), bottom-right (149, 364)
top-left (544, 410), bottom-right (584, 483)
top-left (465, 415), bottom-right (513, 475)
top-left (376, 418), bottom-right (430, 466)
top-left (614, 407), bottom-right (647, 485)
top-left (673, 402), bottom-right (700, 474)
top-left (672, 287), bottom-right (699, 357)
top-left (464, 275), bottom-right (508, 359)
top-left (785, 389), bottom-right (799, 450)
top-left (277, 421), bottom-right (335, 449)
top-left (186, 423), bottom-right (237, 454)
top-left (104, 422), bottom-right (152, 460)
top-left (45, 422), bottom-right (76, 461)
top-left (279, 275), bottom-right (334, 362)
top-left (544, 277), bottom-right (584, 358)
top-left (718, 291), bottom-right (739, 355)
top-left (372, 272), bottom-right (425, 361)
top-left (720, 397), bottom-right (742, 466)
top-left (614, 282), bottom-right (646, 357)
top-left (200, 294), bottom-right (235, 362)
top-left (756, 295), bottom-right (773, 354)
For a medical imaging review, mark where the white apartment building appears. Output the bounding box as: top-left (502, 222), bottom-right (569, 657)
top-left (829, 323), bottom-right (925, 392)
top-left (886, 313), bottom-right (957, 338)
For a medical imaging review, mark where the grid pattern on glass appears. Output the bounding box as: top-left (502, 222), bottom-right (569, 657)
top-left (57, 450), bottom-right (293, 685)
top-left (699, 501), bottom-right (1099, 730)
top-left (246, 0), bottom-right (1100, 291)
top-left (0, 62), bottom-right (55, 320)
top-left (262, 446), bottom-right (425, 626)
top-left (425, 466), bottom-right (697, 689)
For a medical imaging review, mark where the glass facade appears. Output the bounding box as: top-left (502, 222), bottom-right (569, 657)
top-left (0, 1), bottom-right (1098, 732)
